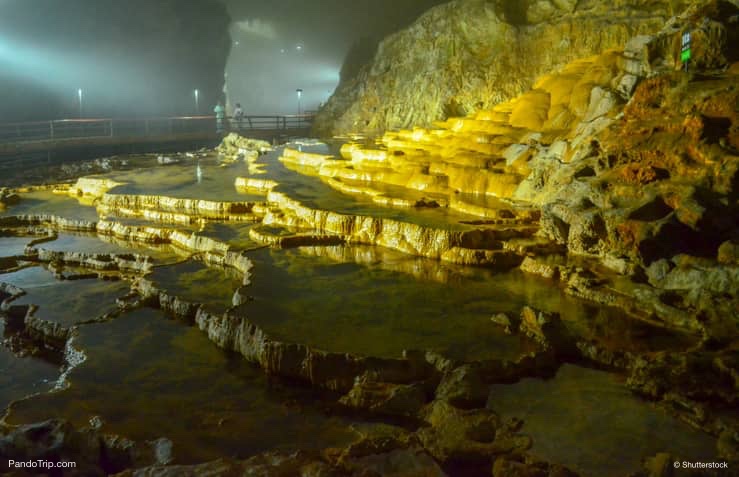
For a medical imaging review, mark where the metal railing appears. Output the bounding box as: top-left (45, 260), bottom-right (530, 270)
top-left (0, 114), bottom-right (315, 144)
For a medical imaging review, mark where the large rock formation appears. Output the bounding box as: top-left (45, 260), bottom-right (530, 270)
top-left (314, 0), bottom-right (699, 137)
top-left (311, 0), bottom-right (739, 319)
top-left (302, 0), bottom-right (739, 447)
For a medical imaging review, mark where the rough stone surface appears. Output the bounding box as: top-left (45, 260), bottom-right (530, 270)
top-left (0, 419), bottom-right (163, 476)
top-left (314, 0), bottom-right (694, 136)
top-left (339, 372), bottom-right (428, 417)
top-left (434, 365), bottom-right (489, 409)
top-left (418, 400), bottom-right (531, 466)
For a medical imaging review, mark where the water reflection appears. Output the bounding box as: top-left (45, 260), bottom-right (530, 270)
top-left (6, 308), bottom-right (375, 464)
top-left (237, 245), bottom-right (691, 359)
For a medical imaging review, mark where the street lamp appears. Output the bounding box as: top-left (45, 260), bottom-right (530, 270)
top-left (194, 89), bottom-right (200, 114)
top-left (77, 88), bottom-right (83, 118)
top-left (296, 88), bottom-right (303, 116)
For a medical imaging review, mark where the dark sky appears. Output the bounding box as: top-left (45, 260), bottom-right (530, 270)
top-left (223, 0), bottom-right (446, 114)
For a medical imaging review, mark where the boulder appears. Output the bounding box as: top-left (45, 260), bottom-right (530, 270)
top-left (519, 306), bottom-right (570, 353)
top-left (418, 400), bottom-right (530, 466)
top-left (339, 372), bottom-right (427, 418)
top-left (718, 240), bottom-right (739, 265)
top-left (434, 365), bottom-right (489, 409)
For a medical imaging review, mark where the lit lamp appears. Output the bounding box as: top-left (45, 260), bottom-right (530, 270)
top-left (77, 88), bottom-right (83, 117)
top-left (296, 88), bottom-right (303, 116)
top-left (194, 89), bottom-right (200, 114)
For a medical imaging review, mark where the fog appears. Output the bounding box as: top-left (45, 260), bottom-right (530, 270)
top-left (224, 0), bottom-right (446, 115)
top-left (0, 0), bottom-right (443, 122)
top-left (0, 0), bottom-right (230, 121)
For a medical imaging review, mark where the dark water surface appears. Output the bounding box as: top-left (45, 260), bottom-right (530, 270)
top-left (11, 268), bottom-right (130, 326)
top-left (488, 364), bottom-right (717, 477)
top-left (238, 246), bottom-right (689, 361)
top-left (0, 322), bottom-right (58, 411)
top-left (6, 308), bottom-right (374, 464)
top-left (0, 148), bottom-right (718, 473)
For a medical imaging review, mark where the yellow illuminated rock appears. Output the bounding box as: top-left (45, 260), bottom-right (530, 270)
top-left (234, 177), bottom-right (279, 194)
top-left (68, 177), bottom-right (125, 200)
top-left (313, 0), bottom-right (694, 136)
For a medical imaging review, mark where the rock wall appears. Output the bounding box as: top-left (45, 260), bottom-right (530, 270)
top-left (314, 0), bottom-right (738, 335)
top-left (313, 0), bottom-right (697, 137)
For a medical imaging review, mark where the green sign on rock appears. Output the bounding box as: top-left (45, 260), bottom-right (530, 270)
top-left (681, 48), bottom-right (691, 63)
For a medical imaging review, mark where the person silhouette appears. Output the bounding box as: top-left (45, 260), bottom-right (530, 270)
top-left (214, 101), bottom-right (225, 133)
top-left (233, 103), bottom-right (244, 130)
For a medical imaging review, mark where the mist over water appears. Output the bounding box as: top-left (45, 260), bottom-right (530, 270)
top-left (0, 0), bottom-right (444, 122)
top-left (0, 0), bottom-right (231, 121)
top-left (224, 0), bottom-right (445, 115)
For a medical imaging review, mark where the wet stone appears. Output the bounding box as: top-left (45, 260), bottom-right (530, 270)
top-left (435, 365), bottom-right (489, 409)
top-left (5, 308), bottom-right (384, 465)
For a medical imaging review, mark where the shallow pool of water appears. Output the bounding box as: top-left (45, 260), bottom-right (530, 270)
top-left (4, 190), bottom-right (99, 222)
top-left (0, 323), bottom-right (59, 411)
top-left (147, 261), bottom-right (243, 313)
top-left (239, 146), bottom-right (480, 230)
top-left (9, 268), bottom-right (130, 326)
top-left (102, 159), bottom-right (264, 202)
top-left (0, 236), bottom-right (33, 257)
top-left (1, 266), bottom-right (61, 289)
top-left (455, 192), bottom-right (511, 210)
top-left (487, 364), bottom-right (717, 477)
top-left (6, 308), bottom-right (375, 464)
top-left (236, 246), bottom-right (688, 361)
top-left (239, 246), bottom-right (531, 360)
top-left (73, 148), bottom-right (500, 232)
top-left (197, 223), bottom-right (262, 251)
top-left (43, 232), bottom-right (184, 263)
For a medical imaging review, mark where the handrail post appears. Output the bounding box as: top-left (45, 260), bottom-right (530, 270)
top-left (49, 121), bottom-right (54, 140)
top-left (109, 119), bottom-right (114, 137)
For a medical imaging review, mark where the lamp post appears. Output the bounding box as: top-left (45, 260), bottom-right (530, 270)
top-left (194, 89), bottom-right (200, 114)
top-left (295, 88), bottom-right (303, 124)
top-left (77, 88), bottom-right (83, 118)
